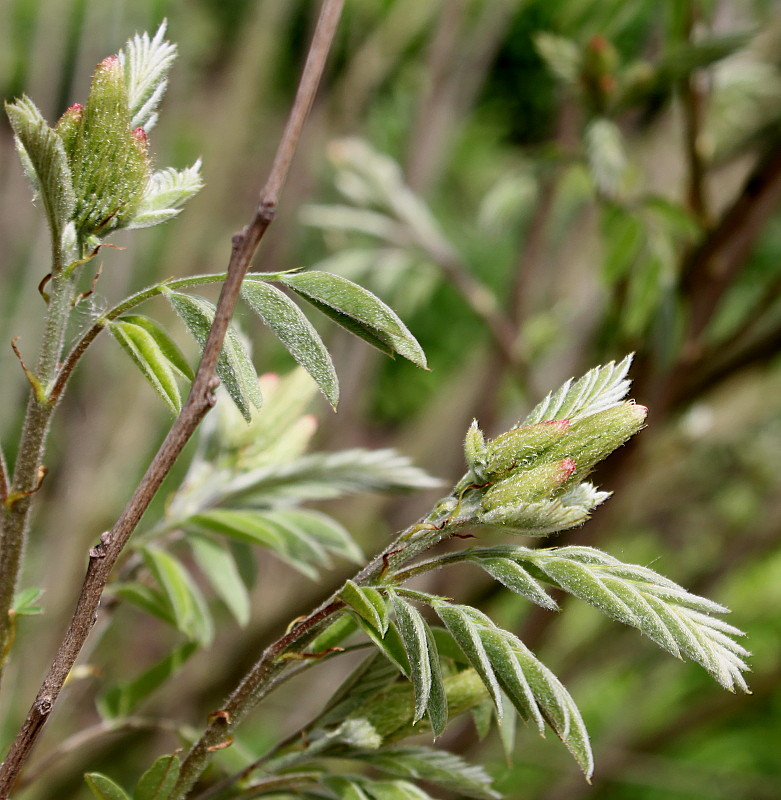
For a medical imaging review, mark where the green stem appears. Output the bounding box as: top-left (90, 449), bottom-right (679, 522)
top-left (0, 270), bottom-right (75, 685)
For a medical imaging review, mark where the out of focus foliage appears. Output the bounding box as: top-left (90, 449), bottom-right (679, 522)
top-left (2, 0), bottom-right (780, 798)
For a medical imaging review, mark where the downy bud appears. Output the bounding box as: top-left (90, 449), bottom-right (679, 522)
top-left (482, 458), bottom-right (577, 511)
top-left (54, 103), bottom-right (83, 160)
top-left (70, 55), bottom-right (151, 236)
top-left (544, 402), bottom-right (647, 481)
top-left (484, 419), bottom-right (571, 480)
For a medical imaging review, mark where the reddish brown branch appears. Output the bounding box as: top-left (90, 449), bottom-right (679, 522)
top-left (0, 1), bottom-right (345, 794)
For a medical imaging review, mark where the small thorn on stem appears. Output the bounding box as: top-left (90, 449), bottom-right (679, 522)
top-left (206, 737), bottom-right (233, 752)
top-left (38, 274), bottom-right (52, 303)
top-left (208, 709), bottom-right (231, 725)
top-left (380, 548), bottom-right (405, 578)
top-left (11, 338), bottom-right (48, 405)
top-left (4, 466), bottom-right (48, 510)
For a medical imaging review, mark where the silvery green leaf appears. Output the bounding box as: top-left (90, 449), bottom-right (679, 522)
top-left (217, 448), bottom-right (442, 506)
top-left (358, 747), bottom-right (499, 800)
top-left (111, 583), bottom-right (176, 627)
top-left (275, 509), bottom-right (363, 563)
top-left (390, 594), bottom-right (432, 723)
top-left (108, 318), bottom-right (185, 414)
top-left (85, 773), bottom-right (131, 800)
top-left (525, 546), bottom-right (750, 691)
top-left (165, 291), bottom-right (262, 421)
top-left (242, 279), bottom-right (339, 407)
top-left (430, 600), bottom-right (593, 776)
top-left (327, 777), bottom-right (373, 800)
top-left (477, 496), bottom-right (593, 536)
top-left (5, 96), bottom-right (76, 247)
top-left (189, 533), bottom-right (250, 627)
top-left (125, 161), bottom-right (203, 229)
top-left (585, 118), bottom-right (629, 199)
top-left (120, 21), bottom-right (177, 131)
top-left (184, 509), bottom-right (322, 580)
top-left (425, 625), bottom-right (448, 738)
top-left (433, 603), bottom-right (502, 717)
top-left (533, 32), bottom-right (582, 84)
top-left (134, 753), bottom-right (180, 800)
top-left (521, 354), bottom-right (633, 426)
top-left (470, 557), bottom-right (557, 610)
top-left (280, 271), bottom-right (427, 368)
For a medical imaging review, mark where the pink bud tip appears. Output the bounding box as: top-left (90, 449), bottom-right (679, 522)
top-left (543, 419), bottom-right (572, 432)
top-left (68, 103), bottom-right (84, 113)
top-left (99, 55), bottom-right (120, 67)
top-left (559, 458), bottom-right (577, 479)
top-left (132, 127), bottom-right (148, 143)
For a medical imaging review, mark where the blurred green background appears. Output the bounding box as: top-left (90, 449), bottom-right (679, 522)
top-left (1, 0), bottom-right (781, 798)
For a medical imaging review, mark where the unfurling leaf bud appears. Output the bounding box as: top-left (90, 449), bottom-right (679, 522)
top-left (484, 419), bottom-right (571, 479)
top-left (544, 402), bottom-right (647, 481)
top-left (464, 420), bottom-right (487, 480)
top-left (482, 458), bottom-right (576, 511)
top-left (70, 54), bottom-right (151, 236)
top-left (54, 103), bottom-right (83, 159)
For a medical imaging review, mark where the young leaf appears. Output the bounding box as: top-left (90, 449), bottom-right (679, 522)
top-left (521, 354), bottom-right (633, 426)
top-left (424, 625), bottom-right (448, 738)
top-left (523, 546), bottom-right (750, 691)
top-left (165, 291), bottom-right (261, 421)
top-left (242, 279), bottom-right (339, 407)
top-left (141, 547), bottom-right (213, 644)
top-left (97, 642), bottom-right (197, 720)
top-left (433, 603), bottom-right (502, 716)
top-left (390, 594), bottom-right (432, 723)
top-left (340, 581), bottom-right (388, 635)
top-left (431, 600), bottom-right (593, 776)
top-left (189, 533), bottom-right (251, 627)
top-left (359, 747), bottom-right (499, 800)
top-left (273, 509), bottom-right (363, 563)
top-left (279, 271), bottom-right (427, 368)
top-left (134, 753), bottom-right (180, 800)
top-left (108, 319), bottom-right (184, 413)
top-left (85, 773), bottom-right (131, 800)
top-left (111, 582), bottom-right (176, 627)
top-left (126, 162), bottom-right (203, 229)
top-left (12, 586), bottom-right (44, 616)
top-left (5, 96), bottom-right (76, 247)
top-left (185, 509), bottom-right (323, 580)
top-left (468, 556), bottom-right (557, 610)
top-left (119, 22), bottom-right (177, 131)
top-left (118, 315), bottom-right (193, 379)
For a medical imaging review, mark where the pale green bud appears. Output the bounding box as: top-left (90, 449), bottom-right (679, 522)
top-left (70, 55), bottom-right (151, 236)
top-left (481, 458), bottom-right (577, 511)
top-left (484, 419), bottom-right (571, 479)
top-left (464, 419), bottom-right (487, 480)
top-left (545, 402), bottom-right (646, 481)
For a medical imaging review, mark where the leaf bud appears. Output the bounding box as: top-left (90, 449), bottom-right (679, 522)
top-left (484, 419), bottom-right (571, 479)
top-left (54, 103), bottom-right (83, 159)
top-left (545, 402), bottom-right (646, 481)
top-left (482, 458), bottom-right (576, 511)
top-left (70, 54), bottom-right (150, 235)
top-left (464, 419), bottom-right (487, 480)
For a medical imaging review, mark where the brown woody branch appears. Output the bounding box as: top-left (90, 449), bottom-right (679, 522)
top-left (0, 1), bottom-right (344, 795)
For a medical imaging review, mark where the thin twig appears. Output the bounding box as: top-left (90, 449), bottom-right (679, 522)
top-left (0, 2), bottom-right (344, 794)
